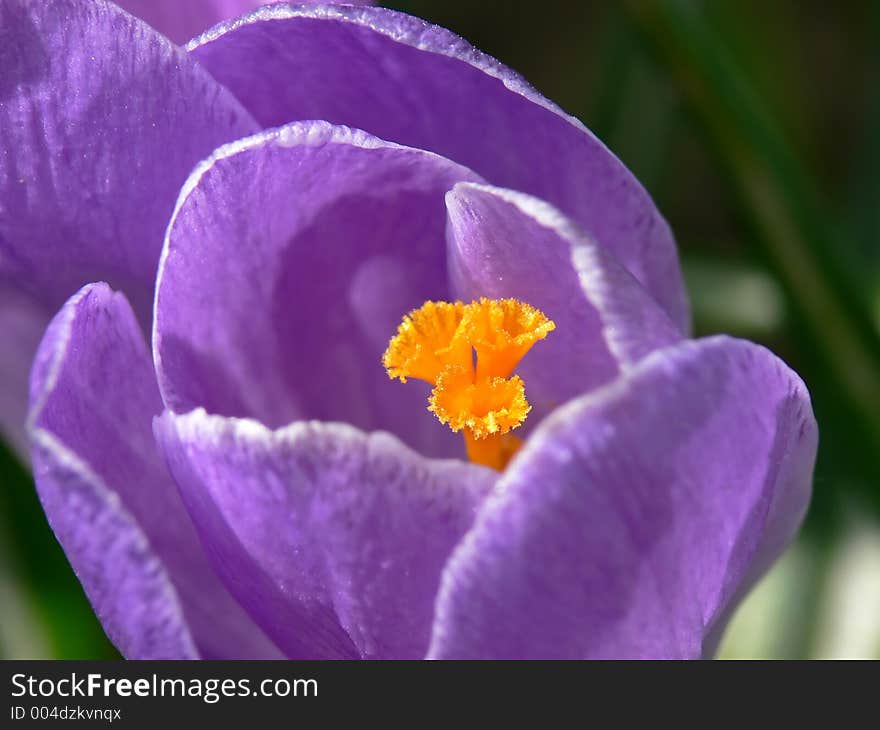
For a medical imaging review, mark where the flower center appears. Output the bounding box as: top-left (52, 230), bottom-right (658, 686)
top-left (383, 298), bottom-right (555, 470)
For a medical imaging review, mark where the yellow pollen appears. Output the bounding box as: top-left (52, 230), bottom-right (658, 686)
top-left (382, 298), bottom-right (555, 470)
top-left (382, 300), bottom-right (471, 384)
top-left (429, 366), bottom-right (530, 437)
top-left (462, 297), bottom-right (556, 380)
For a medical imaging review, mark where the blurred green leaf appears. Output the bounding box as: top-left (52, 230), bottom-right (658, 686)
top-left (682, 255), bottom-right (786, 337)
top-left (845, 2), bottom-right (880, 281)
top-left (624, 0), bottom-right (880, 519)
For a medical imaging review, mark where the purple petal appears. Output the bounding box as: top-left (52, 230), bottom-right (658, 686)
top-left (155, 409), bottom-right (497, 659)
top-left (30, 432), bottom-right (198, 660)
top-left (0, 0), bottom-right (258, 326)
top-left (446, 182), bottom-right (684, 427)
top-left (189, 4), bottom-right (688, 329)
top-left (429, 336), bottom-right (817, 659)
top-left (29, 283), bottom-right (280, 659)
top-left (113, 1), bottom-right (375, 45)
top-left (112, 1), bottom-right (266, 44)
top-left (154, 121), bottom-right (482, 458)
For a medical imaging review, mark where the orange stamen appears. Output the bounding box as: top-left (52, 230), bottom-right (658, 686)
top-left (382, 300), bottom-right (470, 384)
top-left (382, 298), bottom-right (554, 470)
top-left (462, 298), bottom-right (555, 380)
top-left (429, 366), bottom-right (530, 437)
top-left (463, 431), bottom-right (524, 472)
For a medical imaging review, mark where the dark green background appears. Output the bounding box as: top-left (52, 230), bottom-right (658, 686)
top-left (1, 0), bottom-right (878, 658)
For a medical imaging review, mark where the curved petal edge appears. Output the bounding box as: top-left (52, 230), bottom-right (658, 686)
top-left (155, 408), bottom-right (497, 659)
top-left (446, 181), bottom-right (684, 422)
top-left (428, 335), bottom-right (817, 659)
top-left (28, 283), bottom-right (281, 659)
top-left (29, 428), bottom-right (199, 659)
top-left (188, 3), bottom-right (688, 330)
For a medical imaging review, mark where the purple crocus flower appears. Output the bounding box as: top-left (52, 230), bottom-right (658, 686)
top-left (3, 1), bottom-right (816, 659)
